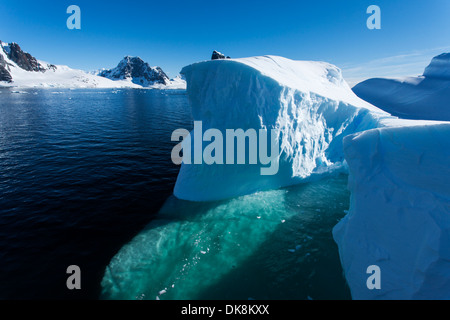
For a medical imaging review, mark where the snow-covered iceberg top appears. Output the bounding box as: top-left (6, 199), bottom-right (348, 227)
top-left (175, 55), bottom-right (393, 201)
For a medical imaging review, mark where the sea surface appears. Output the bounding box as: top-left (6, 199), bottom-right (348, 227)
top-left (0, 88), bottom-right (351, 299)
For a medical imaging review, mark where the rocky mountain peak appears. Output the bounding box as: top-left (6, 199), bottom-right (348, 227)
top-left (211, 50), bottom-right (230, 60)
top-left (99, 56), bottom-right (169, 86)
top-left (6, 42), bottom-right (46, 72)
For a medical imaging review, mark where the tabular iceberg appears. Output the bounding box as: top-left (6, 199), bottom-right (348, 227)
top-left (175, 55), bottom-right (392, 201)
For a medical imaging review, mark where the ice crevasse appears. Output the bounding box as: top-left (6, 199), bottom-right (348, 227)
top-left (175, 55), bottom-right (450, 299)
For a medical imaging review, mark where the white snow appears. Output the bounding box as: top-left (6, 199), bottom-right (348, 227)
top-left (0, 62), bottom-right (186, 89)
top-left (352, 53), bottom-right (450, 121)
top-left (4, 63), bottom-right (142, 89)
top-left (166, 74), bottom-right (187, 90)
top-left (144, 75), bottom-right (187, 90)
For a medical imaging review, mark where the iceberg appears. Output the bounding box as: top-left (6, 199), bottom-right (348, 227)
top-left (352, 53), bottom-right (450, 121)
top-left (174, 55), bottom-right (450, 299)
top-left (175, 56), bottom-right (392, 201)
top-left (333, 122), bottom-right (450, 299)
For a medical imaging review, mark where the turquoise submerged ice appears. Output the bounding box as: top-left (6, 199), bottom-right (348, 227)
top-left (101, 175), bottom-right (351, 300)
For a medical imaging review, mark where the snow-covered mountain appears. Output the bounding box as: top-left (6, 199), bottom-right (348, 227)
top-left (0, 41), bottom-right (49, 77)
top-left (0, 40), bottom-right (131, 88)
top-left (352, 53), bottom-right (450, 121)
top-left (98, 56), bottom-right (169, 86)
top-left (0, 41), bottom-right (186, 89)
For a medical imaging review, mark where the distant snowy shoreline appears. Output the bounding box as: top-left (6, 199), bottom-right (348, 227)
top-left (0, 41), bottom-right (186, 89)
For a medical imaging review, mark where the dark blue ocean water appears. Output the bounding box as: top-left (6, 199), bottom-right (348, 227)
top-left (0, 88), bottom-right (192, 299)
top-left (0, 88), bottom-right (350, 299)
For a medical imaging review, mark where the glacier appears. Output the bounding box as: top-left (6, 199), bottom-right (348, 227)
top-left (175, 55), bottom-right (393, 201)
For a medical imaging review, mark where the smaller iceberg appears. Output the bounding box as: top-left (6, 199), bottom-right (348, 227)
top-left (335, 53), bottom-right (450, 299)
top-left (352, 53), bottom-right (450, 121)
top-left (333, 122), bottom-right (450, 299)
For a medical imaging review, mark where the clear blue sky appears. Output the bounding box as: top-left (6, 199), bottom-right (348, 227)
top-left (1, 0), bottom-right (449, 82)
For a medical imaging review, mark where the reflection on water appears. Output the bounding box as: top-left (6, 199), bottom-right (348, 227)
top-left (101, 174), bottom-right (351, 300)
